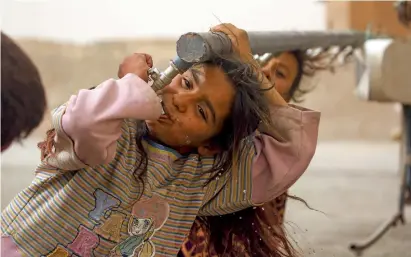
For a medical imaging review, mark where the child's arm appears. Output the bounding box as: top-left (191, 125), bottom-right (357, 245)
top-left (199, 104), bottom-right (320, 216)
top-left (251, 104), bottom-right (320, 204)
top-left (42, 73), bottom-right (162, 171)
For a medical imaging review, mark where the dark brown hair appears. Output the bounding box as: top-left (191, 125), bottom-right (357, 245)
top-left (289, 46), bottom-right (356, 103)
top-left (1, 32), bottom-right (47, 150)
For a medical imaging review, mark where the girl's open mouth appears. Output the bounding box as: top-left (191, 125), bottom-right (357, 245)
top-left (159, 100), bottom-right (173, 124)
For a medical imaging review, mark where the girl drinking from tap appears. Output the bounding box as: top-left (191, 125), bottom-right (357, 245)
top-left (1, 23), bottom-right (319, 257)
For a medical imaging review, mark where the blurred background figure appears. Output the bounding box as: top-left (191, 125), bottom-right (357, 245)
top-left (1, 1), bottom-right (410, 256)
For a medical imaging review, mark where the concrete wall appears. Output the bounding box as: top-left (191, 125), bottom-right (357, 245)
top-left (15, 38), bottom-right (400, 142)
top-left (2, 0), bottom-right (326, 43)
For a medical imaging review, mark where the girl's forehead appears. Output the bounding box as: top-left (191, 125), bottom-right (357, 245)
top-left (277, 52), bottom-right (299, 68)
top-left (188, 65), bottom-right (224, 85)
top-left (266, 52), bottom-right (299, 73)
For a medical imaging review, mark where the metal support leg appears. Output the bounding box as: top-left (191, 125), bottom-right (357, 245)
top-left (349, 104), bottom-right (411, 256)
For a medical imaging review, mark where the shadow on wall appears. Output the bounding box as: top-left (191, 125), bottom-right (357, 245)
top-left (15, 38), bottom-right (400, 141)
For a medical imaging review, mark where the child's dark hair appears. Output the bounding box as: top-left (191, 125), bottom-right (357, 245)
top-left (1, 32), bottom-right (47, 149)
top-left (287, 50), bottom-right (305, 103)
top-left (289, 47), bottom-right (356, 103)
top-left (200, 56), bottom-right (272, 173)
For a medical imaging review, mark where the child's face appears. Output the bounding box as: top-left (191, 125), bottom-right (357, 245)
top-left (261, 52), bottom-right (299, 101)
top-left (146, 65), bottom-right (235, 155)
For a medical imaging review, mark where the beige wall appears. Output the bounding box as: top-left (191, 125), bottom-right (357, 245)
top-left (15, 39), bottom-right (400, 142)
top-left (326, 1), bottom-right (410, 37)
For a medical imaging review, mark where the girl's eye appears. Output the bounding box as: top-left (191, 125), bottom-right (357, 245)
top-left (275, 70), bottom-right (285, 79)
top-left (198, 105), bottom-right (206, 121)
top-left (182, 78), bottom-right (192, 90)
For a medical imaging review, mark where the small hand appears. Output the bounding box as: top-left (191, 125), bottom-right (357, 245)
top-left (211, 23), bottom-right (254, 63)
top-left (118, 53), bottom-right (153, 82)
top-left (212, 23), bottom-right (286, 106)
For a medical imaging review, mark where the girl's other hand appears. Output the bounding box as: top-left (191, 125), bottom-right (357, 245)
top-left (118, 53), bottom-right (153, 82)
top-left (212, 24), bottom-right (287, 105)
top-left (211, 23), bottom-right (254, 63)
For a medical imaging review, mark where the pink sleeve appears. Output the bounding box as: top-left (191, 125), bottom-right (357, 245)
top-left (251, 104), bottom-right (320, 204)
top-left (60, 73), bottom-right (162, 166)
top-left (1, 236), bottom-right (23, 257)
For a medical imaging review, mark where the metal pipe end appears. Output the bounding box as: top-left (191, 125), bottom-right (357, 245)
top-left (176, 33), bottom-right (208, 63)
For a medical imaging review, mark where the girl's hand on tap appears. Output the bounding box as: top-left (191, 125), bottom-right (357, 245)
top-left (211, 23), bottom-right (255, 64)
top-left (118, 53), bottom-right (153, 82)
top-left (211, 23), bottom-right (287, 106)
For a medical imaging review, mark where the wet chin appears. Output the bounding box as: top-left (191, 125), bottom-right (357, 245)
top-left (145, 120), bottom-right (181, 147)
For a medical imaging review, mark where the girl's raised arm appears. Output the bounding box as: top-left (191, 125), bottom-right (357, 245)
top-left (200, 104), bottom-right (320, 216)
top-left (39, 54), bottom-right (162, 171)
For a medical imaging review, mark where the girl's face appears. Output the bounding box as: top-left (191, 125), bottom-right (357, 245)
top-left (146, 65), bottom-right (235, 155)
top-left (261, 52), bottom-right (299, 101)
